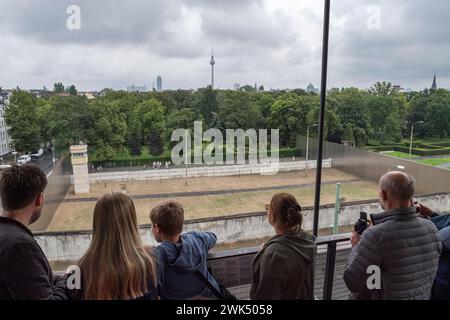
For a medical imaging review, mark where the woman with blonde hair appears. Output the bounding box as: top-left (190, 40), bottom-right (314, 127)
top-left (250, 193), bottom-right (317, 300)
top-left (73, 192), bottom-right (158, 300)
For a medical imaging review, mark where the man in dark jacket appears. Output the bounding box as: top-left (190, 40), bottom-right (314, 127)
top-left (0, 164), bottom-right (67, 300)
top-left (344, 171), bottom-right (441, 300)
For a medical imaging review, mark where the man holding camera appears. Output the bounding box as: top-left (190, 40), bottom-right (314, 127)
top-left (343, 171), bottom-right (442, 299)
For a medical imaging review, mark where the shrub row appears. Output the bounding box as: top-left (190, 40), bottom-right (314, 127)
top-left (90, 148), bottom-right (302, 168)
top-left (392, 146), bottom-right (450, 156)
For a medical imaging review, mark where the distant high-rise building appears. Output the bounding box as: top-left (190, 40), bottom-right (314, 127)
top-left (156, 76), bottom-right (162, 92)
top-left (210, 48), bottom-right (215, 89)
top-left (431, 74), bottom-right (437, 90)
top-left (233, 83), bottom-right (240, 90)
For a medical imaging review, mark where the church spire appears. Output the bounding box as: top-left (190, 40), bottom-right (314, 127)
top-left (431, 74), bottom-right (437, 90)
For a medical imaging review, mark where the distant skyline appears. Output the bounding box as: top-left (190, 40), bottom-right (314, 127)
top-left (1, 0), bottom-right (449, 91)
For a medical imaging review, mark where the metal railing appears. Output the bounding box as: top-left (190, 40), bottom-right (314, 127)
top-left (54, 233), bottom-right (352, 300)
top-left (206, 233), bottom-right (351, 300)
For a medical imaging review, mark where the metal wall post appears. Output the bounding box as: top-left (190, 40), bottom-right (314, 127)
top-left (333, 183), bottom-right (341, 234)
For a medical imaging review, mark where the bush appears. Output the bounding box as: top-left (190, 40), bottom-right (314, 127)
top-left (89, 147), bottom-right (302, 168)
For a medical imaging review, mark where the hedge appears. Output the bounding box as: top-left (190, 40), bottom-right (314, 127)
top-left (90, 148), bottom-right (302, 168)
top-left (428, 141), bottom-right (450, 148)
top-left (392, 145), bottom-right (450, 156)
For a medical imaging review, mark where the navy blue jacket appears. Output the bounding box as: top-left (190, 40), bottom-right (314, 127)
top-left (155, 231), bottom-right (219, 300)
top-left (432, 226), bottom-right (450, 300)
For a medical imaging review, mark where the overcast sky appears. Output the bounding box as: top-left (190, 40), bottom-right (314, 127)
top-left (0, 0), bottom-right (449, 91)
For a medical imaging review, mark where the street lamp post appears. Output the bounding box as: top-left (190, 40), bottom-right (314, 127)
top-left (409, 121), bottom-right (424, 160)
top-left (305, 124), bottom-right (318, 176)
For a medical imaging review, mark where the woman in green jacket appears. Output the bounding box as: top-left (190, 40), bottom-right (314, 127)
top-left (251, 193), bottom-right (317, 300)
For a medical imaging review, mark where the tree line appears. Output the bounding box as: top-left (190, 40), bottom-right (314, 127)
top-left (4, 81), bottom-right (450, 160)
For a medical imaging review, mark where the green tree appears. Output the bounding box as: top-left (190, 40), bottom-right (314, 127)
top-left (269, 93), bottom-right (317, 147)
top-left (4, 90), bottom-right (41, 153)
top-left (253, 92), bottom-right (274, 121)
top-left (425, 89), bottom-right (450, 138)
top-left (330, 88), bottom-right (372, 145)
top-left (196, 86), bottom-right (219, 127)
top-left (367, 95), bottom-right (404, 143)
top-left (45, 95), bottom-right (92, 152)
top-left (126, 107), bottom-right (143, 156)
top-left (239, 85), bottom-right (256, 92)
top-left (67, 85), bottom-right (78, 96)
top-left (369, 81), bottom-right (398, 96)
top-left (53, 82), bottom-right (65, 93)
top-left (138, 99), bottom-right (166, 155)
top-left (219, 91), bottom-right (265, 131)
top-left (306, 96), bottom-right (341, 140)
top-left (88, 98), bottom-right (127, 159)
top-left (406, 91), bottom-right (429, 138)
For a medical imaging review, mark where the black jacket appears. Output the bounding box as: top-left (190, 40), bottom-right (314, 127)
top-left (0, 217), bottom-right (67, 300)
top-left (250, 229), bottom-right (317, 300)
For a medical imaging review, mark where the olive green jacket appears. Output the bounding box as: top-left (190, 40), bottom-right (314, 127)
top-left (250, 229), bottom-right (317, 300)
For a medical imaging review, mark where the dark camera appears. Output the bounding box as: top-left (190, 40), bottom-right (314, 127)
top-left (354, 212), bottom-right (369, 235)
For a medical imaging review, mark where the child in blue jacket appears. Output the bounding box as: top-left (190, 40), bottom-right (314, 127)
top-left (149, 200), bottom-right (220, 300)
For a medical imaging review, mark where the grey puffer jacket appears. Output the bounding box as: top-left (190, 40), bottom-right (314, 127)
top-left (343, 207), bottom-right (442, 300)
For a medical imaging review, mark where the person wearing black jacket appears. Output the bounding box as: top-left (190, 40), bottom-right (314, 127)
top-left (0, 164), bottom-right (67, 300)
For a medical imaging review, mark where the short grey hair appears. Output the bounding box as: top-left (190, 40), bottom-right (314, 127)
top-left (379, 171), bottom-right (415, 200)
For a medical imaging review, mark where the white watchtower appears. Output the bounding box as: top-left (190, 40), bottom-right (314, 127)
top-left (70, 144), bottom-right (90, 194)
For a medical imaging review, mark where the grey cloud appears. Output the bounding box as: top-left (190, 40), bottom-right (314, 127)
top-left (0, 0), bottom-right (449, 91)
top-left (328, 0), bottom-right (450, 88)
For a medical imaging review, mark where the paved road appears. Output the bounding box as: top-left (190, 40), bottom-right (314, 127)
top-left (3, 150), bottom-right (55, 174)
top-left (31, 151), bottom-right (55, 174)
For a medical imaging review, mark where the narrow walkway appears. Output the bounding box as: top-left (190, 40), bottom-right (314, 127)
top-left (437, 162), bottom-right (450, 169)
top-left (63, 178), bottom-right (361, 203)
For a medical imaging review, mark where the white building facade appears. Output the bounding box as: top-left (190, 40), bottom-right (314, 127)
top-left (0, 89), bottom-right (13, 157)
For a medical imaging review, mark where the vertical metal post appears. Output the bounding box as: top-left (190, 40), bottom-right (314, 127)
top-left (333, 183), bottom-right (341, 234)
top-left (409, 123), bottom-right (414, 160)
top-left (306, 124), bottom-right (318, 177)
top-left (322, 241), bottom-right (337, 300)
top-left (313, 0), bottom-right (331, 237)
top-left (306, 126), bottom-right (310, 176)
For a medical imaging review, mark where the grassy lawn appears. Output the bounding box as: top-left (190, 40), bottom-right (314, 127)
top-left (417, 157), bottom-right (450, 166)
top-left (48, 171), bottom-right (378, 231)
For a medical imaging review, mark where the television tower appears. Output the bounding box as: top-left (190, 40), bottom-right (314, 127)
top-left (210, 47), bottom-right (215, 89)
